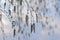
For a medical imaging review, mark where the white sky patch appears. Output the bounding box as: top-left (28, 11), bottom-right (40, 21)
top-left (53, 19), bottom-right (60, 34)
top-left (41, 30), bottom-right (48, 36)
top-left (4, 28), bottom-right (10, 34)
top-left (2, 13), bottom-right (11, 25)
top-left (0, 11), bottom-right (12, 35)
top-left (39, 12), bottom-right (60, 35)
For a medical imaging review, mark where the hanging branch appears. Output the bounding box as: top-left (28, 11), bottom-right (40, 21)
top-left (13, 29), bottom-right (16, 37)
top-left (17, 0), bottom-right (22, 5)
top-left (11, 0), bottom-right (13, 5)
top-left (18, 26), bottom-right (21, 33)
top-left (4, 2), bottom-right (6, 9)
top-left (14, 6), bottom-right (16, 12)
top-left (31, 24), bottom-right (33, 33)
top-left (20, 0), bottom-right (22, 5)
top-left (36, 14), bottom-right (38, 22)
top-left (31, 23), bottom-right (35, 33)
top-left (12, 21), bottom-right (16, 28)
top-left (0, 14), bottom-right (2, 21)
top-left (25, 15), bottom-right (28, 26)
top-left (8, 9), bottom-right (11, 15)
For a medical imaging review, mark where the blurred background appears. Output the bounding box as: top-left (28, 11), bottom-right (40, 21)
top-left (0, 0), bottom-right (60, 40)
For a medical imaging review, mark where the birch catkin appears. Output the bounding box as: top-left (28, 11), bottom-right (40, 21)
top-left (13, 29), bottom-right (16, 37)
